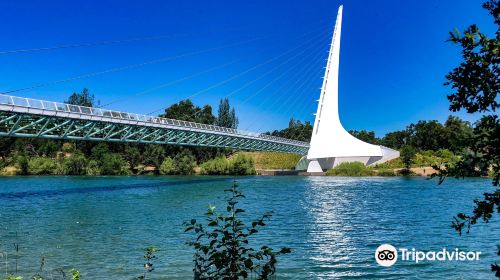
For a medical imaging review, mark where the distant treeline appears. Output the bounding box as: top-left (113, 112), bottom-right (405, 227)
top-left (268, 115), bottom-right (473, 153)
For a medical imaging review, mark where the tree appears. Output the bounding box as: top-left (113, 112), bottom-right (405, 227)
top-left (65, 88), bottom-right (95, 107)
top-left (269, 118), bottom-right (313, 142)
top-left (124, 145), bottom-right (142, 170)
top-left (400, 145), bottom-right (416, 171)
top-left (348, 130), bottom-right (380, 145)
top-left (90, 143), bottom-right (110, 160)
top-left (440, 1), bottom-right (499, 276)
top-left (229, 154), bottom-right (256, 175)
top-left (160, 99), bottom-right (215, 125)
top-left (159, 157), bottom-right (175, 175)
top-left (215, 98), bottom-right (238, 128)
top-left (99, 153), bottom-right (130, 175)
top-left (381, 130), bottom-right (409, 150)
top-left (63, 152), bottom-right (87, 175)
top-left (406, 120), bottom-right (448, 151)
top-left (15, 155), bottom-right (29, 175)
top-left (173, 149), bottom-right (196, 175)
top-left (143, 145), bottom-right (165, 174)
top-left (444, 115), bottom-right (473, 152)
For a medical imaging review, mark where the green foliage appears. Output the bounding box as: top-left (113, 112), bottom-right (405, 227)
top-left (159, 157), bottom-right (175, 175)
top-left (65, 88), bottom-right (95, 107)
top-left (200, 154), bottom-right (256, 175)
top-left (373, 158), bottom-right (404, 169)
top-left (184, 182), bottom-right (291, 279)
top-left (215, 98), bottom-right (238, 128)
top-left (349, 130), bottom-right (380, 145)
top-left (36, 140), bottom-right (59, 157)
top-left (375, 169), bottom-right (396, 176)
top-left (70, 269), bottom-right (80, 280)
top-left (99, 153), bottom-right (130, 175)
top-left (407, 120), bottom-right (448, 151)
top-left (90, 143), bottom-right (110, 160)
top-left (442, 1), bottom-right (500, 277)
top-left (414, 149), bottom-right (458, 167)
top-left (325, 162), bottom-right (375, 176)
top-left (160, 99), bottom-right (215, 125)
top-left (15, 155), bottom-right (29, 175)
top-left (199, 157), bottom-right (230, 175)
top-left (124, 145), bottom-right (142, 169)
top-left (173, 149), bottom-right (196, 175)
top-left (444, 116), bottom-right (473, 152)
top-left (143, 145), bottom-right (165, 173)
top-left (229, 154), bottom-right (256, 175)
top-left (28, 157), bottom-right (56, 175)
top-left (86, 160), bottom-right (100, 176)
top-left (241, 152), bottom-right (301, 170)
top-left (380, 130), bottom-right (409, 150)
top-left (269, 118), bottom-right (313, 142)
top-left (400, 145), bottom-right (417, 170)
top-left (4, 276), bottom-right (22, 280)
top-left (61, 142), bottom-right (75, 154)
top-left (63, 152), bottom-right (87, 175)
top-left (137, 247), bottom-right (160, 280)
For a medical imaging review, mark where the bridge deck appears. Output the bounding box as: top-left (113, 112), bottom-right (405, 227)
top-left (0, 94), bottom-right (309, 154)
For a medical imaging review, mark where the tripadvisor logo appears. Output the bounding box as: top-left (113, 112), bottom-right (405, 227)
top-left (375, 244), bottom-right (481, 267)
top-left (375, 244), bottom-right (398, 267)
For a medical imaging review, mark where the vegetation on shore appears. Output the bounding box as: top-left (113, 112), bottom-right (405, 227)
top-left (199, 154), bottom-right (256, 175)
top-left (239, 152), bottom-right (301, 170)
top-left (324, 149), bottom-right (461, 177)
top-left (0, 93), bottom-right (249, 176)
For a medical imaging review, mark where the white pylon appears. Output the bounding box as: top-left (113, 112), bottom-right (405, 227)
top-left (305, 5), bottom-right (400, 172)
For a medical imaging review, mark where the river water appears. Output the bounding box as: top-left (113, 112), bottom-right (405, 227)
top-left (0, 176), bottom-right (498, 279)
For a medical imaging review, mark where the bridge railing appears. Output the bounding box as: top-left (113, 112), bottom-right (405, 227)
top-left (0, 94), bottom-right (309, 147)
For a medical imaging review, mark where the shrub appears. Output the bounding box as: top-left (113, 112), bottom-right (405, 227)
top-left (99, 153), bottom-right (130, 175)
top-left (28, 157), bottom-right (57, 175)
top-left (199, 157), bottom-right (230, 175)
top-left (173, 149), bottom-right (196, 175)
top-left (184, 182), bottom-right (291, 279)
top-left (375, 169), bottom-right (396, 176)
top-left (229, 154), bottom-right (256, 175)
top-left (86, 160), bottom-right (100, 176)
top-left (159, 157), bottom-right (175, 175)
top-left (326, 162), bottom-right (375, 176)
top-left (15, 155), bottom-right (29, 175)
top-left (373, 158), bottom-right (403, 169)
top-left (61, 142), bottom-right (75, 153)
top-left (63, 153), bottom-right (88, 175)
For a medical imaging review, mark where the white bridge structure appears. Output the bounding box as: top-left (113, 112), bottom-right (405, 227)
top-left (301, 5), bottom-right (400, 172)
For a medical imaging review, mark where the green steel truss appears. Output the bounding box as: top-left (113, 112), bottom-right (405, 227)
top-left (0, 111), bottom-right (309, 154)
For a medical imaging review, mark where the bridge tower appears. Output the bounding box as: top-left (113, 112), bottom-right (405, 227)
top-left (304, 5), bottom-right (399, 173)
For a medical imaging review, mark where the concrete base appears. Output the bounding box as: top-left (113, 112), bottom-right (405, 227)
top-left (298, 146), bottom-right (400, 172)
top-left (306, 160), bottom-right (323, 172)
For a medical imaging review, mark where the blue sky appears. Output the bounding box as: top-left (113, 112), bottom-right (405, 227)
top-left (0, 0), bottom-right (495, 136)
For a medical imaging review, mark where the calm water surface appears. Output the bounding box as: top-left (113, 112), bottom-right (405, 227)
top-left (0, 176), bottom-right (498, 279)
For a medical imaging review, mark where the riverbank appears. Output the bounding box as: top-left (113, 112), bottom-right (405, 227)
top-left (256, 166), bottom-right (438, 176)
top-left (0, 166), bottom-right (435, 177)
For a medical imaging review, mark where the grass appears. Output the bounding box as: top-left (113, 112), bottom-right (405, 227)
top-left (238, 152), bottom-right (301, 170)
